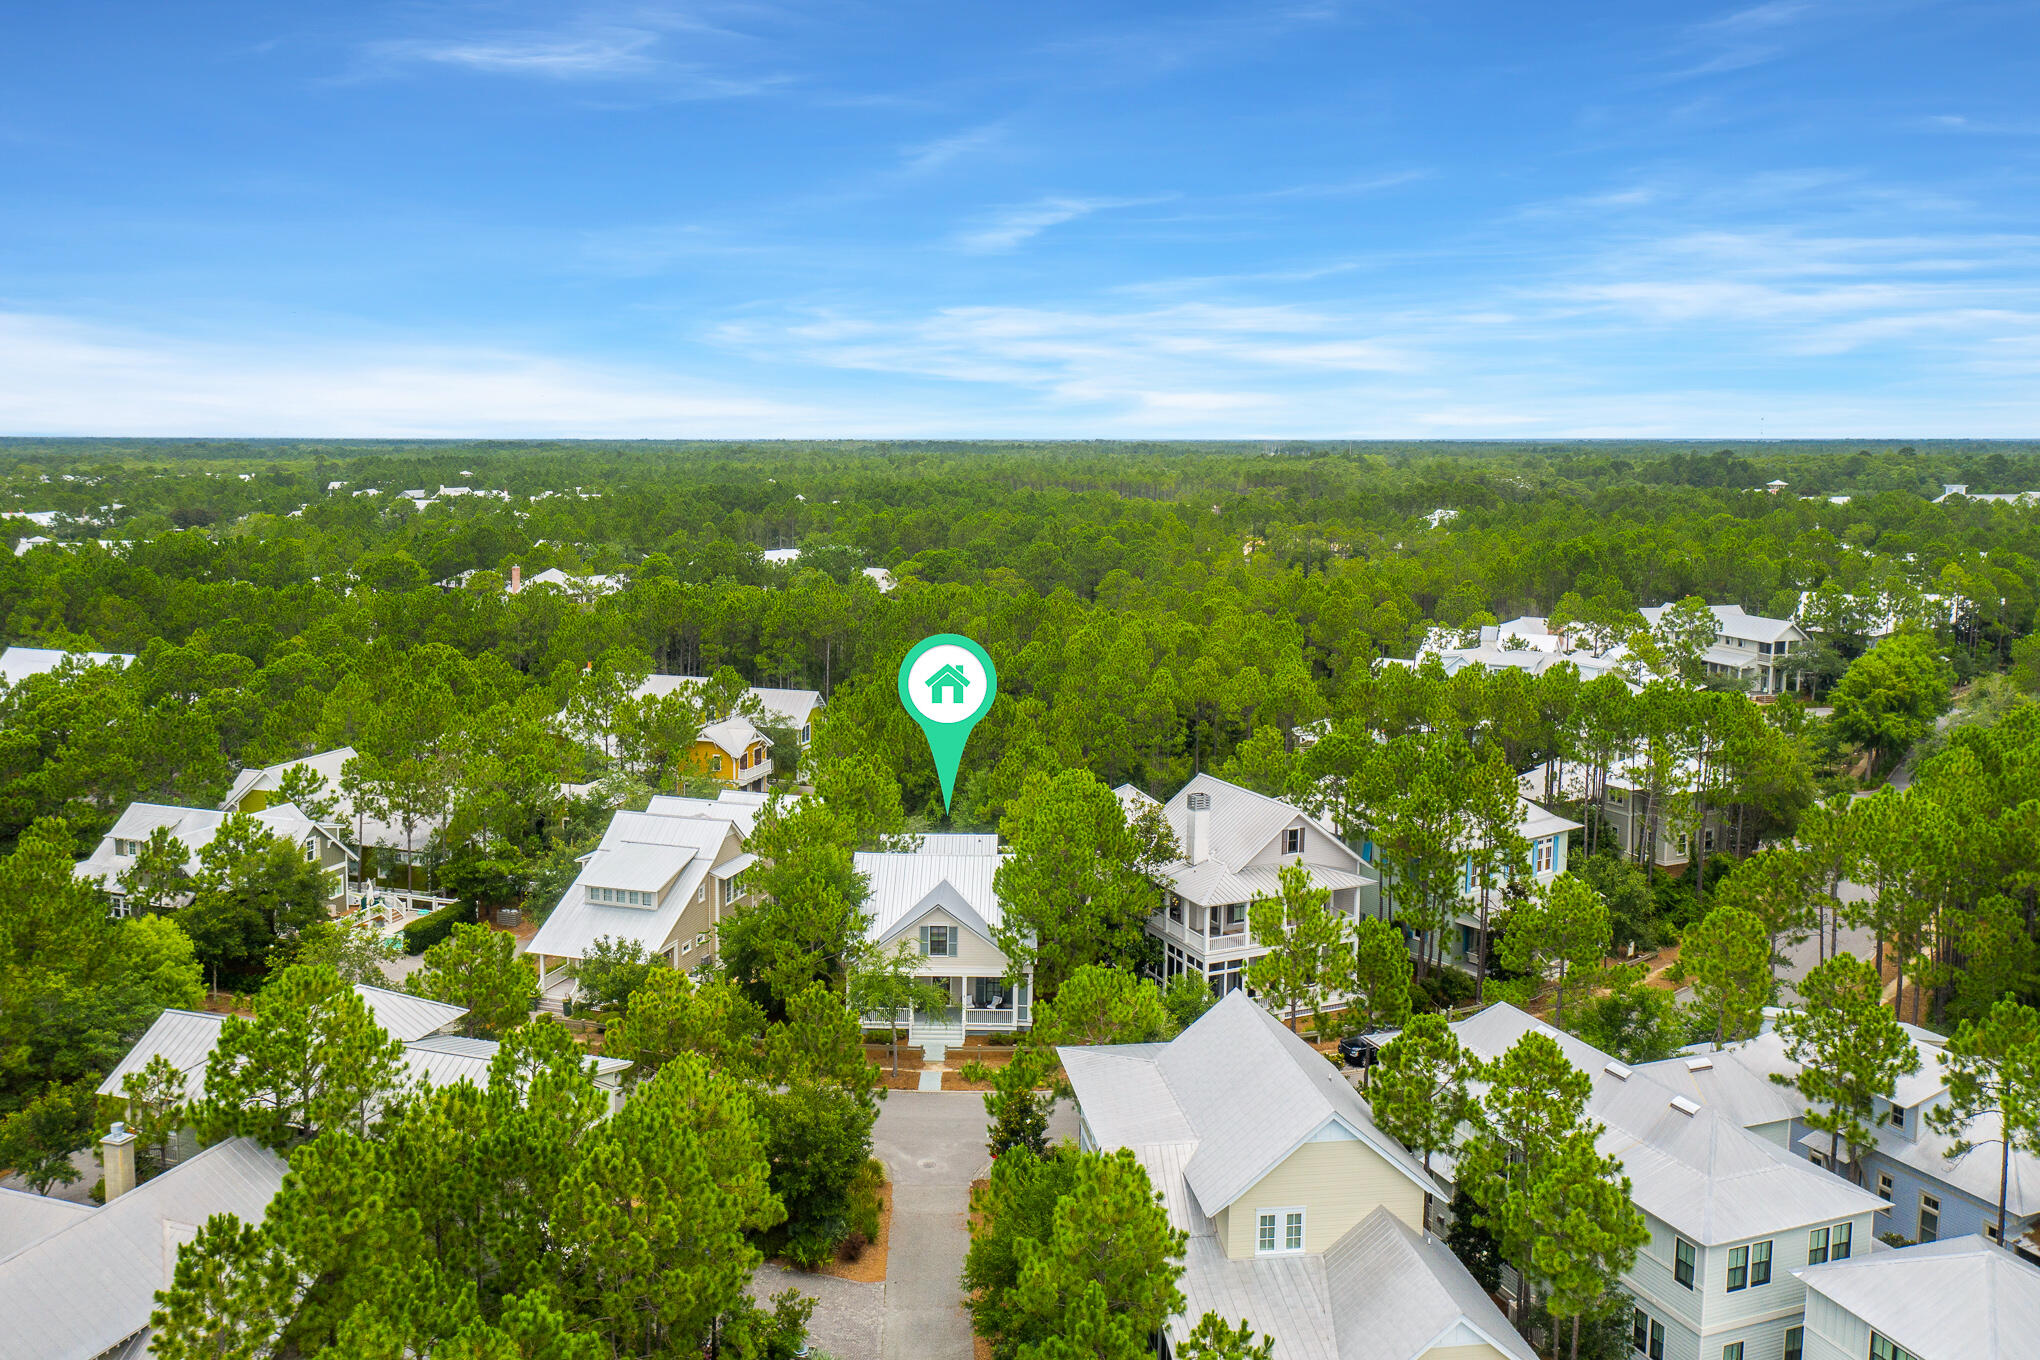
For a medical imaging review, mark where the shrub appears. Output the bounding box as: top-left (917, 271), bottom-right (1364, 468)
top-left (401, 899), bottom-right (475, 955)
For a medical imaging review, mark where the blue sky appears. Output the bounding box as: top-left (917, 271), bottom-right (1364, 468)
top-left (2, 1), bottom-right (2037, 438)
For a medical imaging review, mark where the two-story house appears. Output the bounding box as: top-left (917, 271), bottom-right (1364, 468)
top-left (693, 714), bottom-right (774, 792)
top-left (855, 838), bottom-right (1029, 1046)
top-left (1350, 794), bottom-right (1580, 969)
top-left (1637, 604), bottom-right (1809, 696)
top-left (1673, 1026), bottom-right (2040, 1261)
top-left (1437, 1005), bottom-right (1885, 1360)
top-left (74, 800), bottom-right (354, 915)
top-left (1794, 1235), bottom-right (2040, 1360)
top-left (1062, 990), bottom-right (1537, 1360)
top-left (1118, 774), bottom-right (1378, 999)
top-left (636, 675), bottom-right (827, 749)
top-left (526, 806), bottom-right (756, 1002)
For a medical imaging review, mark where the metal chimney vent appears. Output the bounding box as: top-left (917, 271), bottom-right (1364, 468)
top-left (1187, 792), bottom-right (1211, 810)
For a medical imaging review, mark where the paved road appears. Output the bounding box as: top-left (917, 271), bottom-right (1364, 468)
top-left (750, 1263), bottom-right (884, 1360)
top-left (870, 1091), bottom-right (1078, 1360)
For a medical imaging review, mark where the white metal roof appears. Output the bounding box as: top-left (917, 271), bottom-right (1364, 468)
top-left (1638, 602), bottom-right (1804, 645)
top-left (700, 713), bottom-right (770, 757)
top-left (643, 792), bottom-right (770, 839)
top-left (354, 984), bottom-right (469, 1041)
top-left (95, 1009), bottom-right (227, 1099)
top-left (856, 848), bottom-right (1008, 941)
top-left (0, 1186), bottom-right (94, 1260)
top-left (220, 745), bottom-right (356, 811)
top-left (0, 645), bottom-right (134, 685)
top-left (74, 800), bottom-right (348, 887)
top-left (1797, 1236), bottom-right (2040, 1359)
top-left (913, 833), bottom-right (1000, 855)
top-left (528, 807), bottom-right (735, 960)
top-left (1633, 1050), bottom-right (1799, 1131)
top-left (0, 1137), bottom-right (287, 1360)
top-left (1450, 1004), bottom-right (1885, 1244)
top-left (1325, 1207), bottom-right (1539, 1360)
top-left (581, 840), bottom-right (692, 894)
top-left (1067, 991), bottom-right (1433, 1220)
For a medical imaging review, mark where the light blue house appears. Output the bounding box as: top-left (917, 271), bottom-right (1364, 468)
top-left (1352, 795), bottom-right (1579, 969)
top-left (1671, 1025), bottom-right (2040, 1264)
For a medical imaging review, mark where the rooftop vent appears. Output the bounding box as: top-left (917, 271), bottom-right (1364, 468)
top-left (1669, 1095), bottom-right (1701, 1116)
top-left (1686, 1056), bottom-right (1714, 1072)
top-left (1187, 792), bottom-right (1211, 810)
top-left (1604, 1060), bottom-right (1633, 1080)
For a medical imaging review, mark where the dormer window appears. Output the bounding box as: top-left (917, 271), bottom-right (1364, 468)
top-left (113, 838), bottom-right (142, 857)
top-left (1256, 1207), bottom-right (1304, 1254)
top-left (589, 886), bottom-right (655, 907)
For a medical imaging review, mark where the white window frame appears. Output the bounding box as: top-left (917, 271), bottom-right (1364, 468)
top-left (1832, 1221), bottom-right (1852, 1259)
top-left (1255, 1206), bottom-right (1305, 1255)
top-left (1534, 837), bottom-right (1554, 873)
top-left (920, 924), bottom-right (957, 958)
top-left (1284, 827), bottom-right (1303, 855)
top-left (1918, 1193), bottom-right (1940, 1242)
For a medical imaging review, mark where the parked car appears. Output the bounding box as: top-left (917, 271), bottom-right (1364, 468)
top-left (1337, 1033), bottom-right (1380, 1069)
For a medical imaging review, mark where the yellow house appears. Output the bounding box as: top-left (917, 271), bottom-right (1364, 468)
top-left (1062, 992), bottom-right (1537, 1360)
top-left (690, 715), bottom-right (772, 793)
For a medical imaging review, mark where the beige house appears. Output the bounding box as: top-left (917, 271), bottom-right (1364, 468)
top-left (855, 837), bottom-right (1029, 1046)
top-left (526, 807), bottom-right (756, 1001)
top-left (1062, 992), bottom-right (1536, 1360)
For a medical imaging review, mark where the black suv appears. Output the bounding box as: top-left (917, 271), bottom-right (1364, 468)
top-left (1336, 1033), bottom-right (1378, 1069)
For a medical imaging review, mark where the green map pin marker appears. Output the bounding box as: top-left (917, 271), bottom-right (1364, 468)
top-left (898, 634), bottom-right (998, 813)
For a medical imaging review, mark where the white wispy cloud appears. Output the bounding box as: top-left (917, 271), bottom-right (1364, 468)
top-left (900, 122), bottom-right (1007, 175)
top-left (379, 28), bottom-right (665, 78)
top-left (954, 196), bottom-right (1162, 253)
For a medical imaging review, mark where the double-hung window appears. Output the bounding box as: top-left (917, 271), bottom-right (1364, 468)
top-left (1255, 1208), bottom-right (1304, 1254)
top-left (1721, 1345), bottom-right (1744, 1360)
top-left (1628, 1313), bottom-right (1665, 1360)
top-left (1284, 827), bottom-right (1303, 854)
top-left (1831, 1221), bottom-right (1852, 1260)
top-left (919, 925), bottom-right (957, 958)
top-left (1876, 1172), bottom-right (1893, 1202)
top-left (1727, 1245), bottom-right (1749, 1291)
top-left (1534, 837), bottom-right (1553, 873)
top-left (1747, 1240), bottom-right (1771, 1287)
top-left (1673, 1237), bottom-right (1696, 1289)
top-left (1918, 1193), bottom-right (1940, 1242)
top-left (1807, 1227), bottom-right (1829, 1265)
top-left (1784, 1327), bottom-right (1803, 1360)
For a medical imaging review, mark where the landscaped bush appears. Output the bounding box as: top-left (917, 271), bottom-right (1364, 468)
top-left (401, 899), bottom-right (476, 955)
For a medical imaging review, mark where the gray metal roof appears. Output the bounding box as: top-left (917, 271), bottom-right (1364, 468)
top-left (1153, 775), bottom-right (1369, 899)
top-left (95, 1008), bottom-right (226, 1099)
top-left (1065, 991), bottom-right (1433, 1218)
top-left (1324, 1207), bottom-right (1538, 1360)
top-left (0, 1186), bottom-right (93, 1261)
top-left (1633, 1051), bottom-right (1799, 1131)
top-left (98, 987), bottom-right (464, 1102)
top-left (1796, 1236), bottom-right (2040, 1359)
top-left (1451, 1004), bottom-right (1885, 1244)
top-left (0, 1138), bottom-right (286, 1360)
top-left (352, 985), bottom-right (468, 1042)
top-left (856, 849), bottom-right (1009, 939)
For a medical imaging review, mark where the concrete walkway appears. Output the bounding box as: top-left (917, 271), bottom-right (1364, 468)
top-left (870, 1091), bottom-right (1079, 1360)
top-left (874, 1092), bottom-right (989, 1360)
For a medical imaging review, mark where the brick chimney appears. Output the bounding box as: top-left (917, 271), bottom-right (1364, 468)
top-left (1187, 790), bottom-right (1211, 864)
top-left (102, 1121), bottom-right (137, 1201)
top-left (510, 563), bottom-right (522, 594)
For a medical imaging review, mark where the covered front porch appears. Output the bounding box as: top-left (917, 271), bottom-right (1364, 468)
top-left (867, 971), bottom-right (1033, 1045)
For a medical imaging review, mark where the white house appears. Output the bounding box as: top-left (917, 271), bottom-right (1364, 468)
top-left (1121, 774), bottom-right (1377, 999)
top-left (1795, 1235), bottom-right (2040, 1360)
top-left (1437, 1005), bottom-right (1886, 1360)
top-left (1062, 991), bottom-right (1536, 1360)
top-left (74, 800), bottom-right (354, 915)
top-left (0, 1134), bottom-right (287, 1360)
top-left (1638, 603), bottom-right (1809, 695)
top-left (855, 843), bottom-right (1029, 1044)
top-left (525, 806), bottom-right (755, 1001)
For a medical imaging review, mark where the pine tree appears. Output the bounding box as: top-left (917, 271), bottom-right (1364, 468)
top-left (602, 967), bottom-right (765, 1085)
top-left (1247, 860), bottom-right (1349, 1034)
top-left (1368, 1014), bottom-right (1472, 1211)
top-left (1496, 874), bottom-right (1610, 1028)
top-left (1773, 954), bottom-right (1921, 1179)
top-left (1029, 962), bottom-right (1175, 1048)
top-left (1175, 1314), bottom-right (1277, 1360)
top-left (1525, 1131), bottom-right (1648, 1360)
top-left (1347, 915), bottom-right (1415, 1042)
top-left (195, 964), bottom-right (410, 1149)
top-left (993, 769), bottom-right (1163, 993)
top-left (1683, 903), bottom-right (1772, 1048)
top-left (1926, 998), bottom-right (2040, 1244)
top-left (407, 921), bottom-right (540, 1038)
